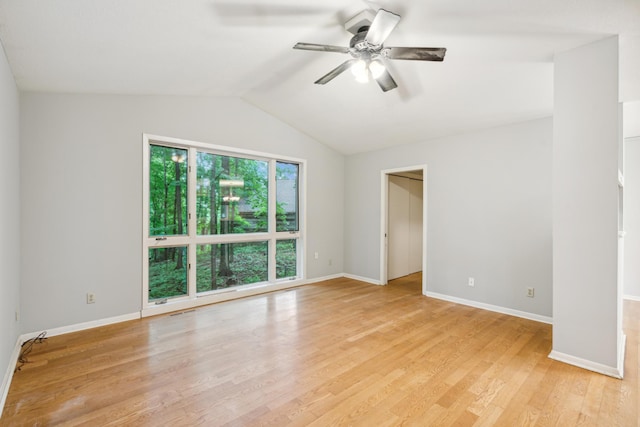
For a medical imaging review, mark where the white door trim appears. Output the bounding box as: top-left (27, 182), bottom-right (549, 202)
top-left (380, 165), bottom-right (427, 295)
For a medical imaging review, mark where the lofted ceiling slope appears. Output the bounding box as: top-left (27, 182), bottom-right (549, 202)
top-left (0, 0), bottom-right (639, 154)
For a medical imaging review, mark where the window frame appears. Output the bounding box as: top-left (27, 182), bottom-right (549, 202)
top-left (142, 134), bottom-right (306, 316)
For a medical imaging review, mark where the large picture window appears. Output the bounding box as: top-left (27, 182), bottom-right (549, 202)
top-left (196, 152), bottom-right (269, 235)
top-left (143, 135), bottom-right (304, 313)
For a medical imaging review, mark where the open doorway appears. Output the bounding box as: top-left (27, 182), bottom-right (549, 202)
top-left (380, 166), bottom-right (427, 295)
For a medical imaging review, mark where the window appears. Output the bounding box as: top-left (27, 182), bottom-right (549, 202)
top-left (143, 135), bottom-right (304, 313)
top-left (276, 161), bottom-right (299, 232)
top-left (196, 152), bottom-right (269, 235)
top-left (149, 145), bottom-right (188, 236)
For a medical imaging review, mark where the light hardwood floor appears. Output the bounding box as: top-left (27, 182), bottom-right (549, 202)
top-left (2, 275), bottom-right (639, 426)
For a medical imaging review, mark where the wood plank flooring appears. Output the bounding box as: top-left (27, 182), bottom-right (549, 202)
top-left (2, 274), bottom-right (639, 426)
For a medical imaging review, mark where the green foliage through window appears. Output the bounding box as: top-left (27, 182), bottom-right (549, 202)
top-left (196, 153), bottom-right (268, 235)
top-left (276, 240), bottom-right (297, 279)
top-left (196, 242), bottom-right (268, 292)
top-left (148, 247), bottom-right (187, 300)
top-left (149, 145), bottom-right (188, 236)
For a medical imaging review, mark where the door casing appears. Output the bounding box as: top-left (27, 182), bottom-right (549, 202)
top-left (380, 165), bottom-right (427, 294)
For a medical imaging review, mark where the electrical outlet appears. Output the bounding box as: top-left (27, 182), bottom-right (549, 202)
top-left (328, 258), bottom-right (332, 266)
top-left (468, 277), bottom-right (475, 287)
top-left (87, 292), bottom-right (96, 304)
top-left (527, 287), bottom-right (535, 298)
top-left (314, 252), bottom-right (319, 260)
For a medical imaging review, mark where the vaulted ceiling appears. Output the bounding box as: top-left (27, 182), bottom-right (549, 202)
top-left (1, 0), bottom-right (639, 154)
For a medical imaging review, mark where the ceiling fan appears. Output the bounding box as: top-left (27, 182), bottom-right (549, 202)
top-left (293, 8), bottom-right (446, 92)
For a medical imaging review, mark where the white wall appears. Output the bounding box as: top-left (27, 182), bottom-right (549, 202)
top-left (624, 101), bottom-right (640, 139)
top-left (19, 93), bottom-right (344, 334)
top-left (0, 42), bottom-right (20, 411)
top-left (625, 137), bottom-right (640, 299)
top-left (625, 103), bottom-right (640, 300)
top-left (345, 118), bottom-right (553, 317)
top-left (552, 37), bottom-right (622, 375)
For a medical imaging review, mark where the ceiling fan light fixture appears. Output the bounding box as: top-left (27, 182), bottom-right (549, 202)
top-left (369, 60), bottom-right (385, 79)
top-left (351, 59), bottom-right (370, 83)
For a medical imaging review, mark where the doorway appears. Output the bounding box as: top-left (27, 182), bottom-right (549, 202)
top-left (380, 166), bottom-right (427, 295)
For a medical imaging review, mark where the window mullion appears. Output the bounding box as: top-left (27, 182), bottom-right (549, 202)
top-left (268, 159), bottom-right (277, 282)
top-left (188, 147), bottom-right (197, 297)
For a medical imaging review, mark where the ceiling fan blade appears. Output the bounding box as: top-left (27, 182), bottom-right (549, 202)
top-left (384, 47), bottom-right (447, 61)
top-left (293, 43), bottom-right (350, 54)
top-left (365, 9), bottom-right (401, 46)
top-left (375, 68), bottom-right (398, 92)
top-left (314, 59), bottom-right (357, 85)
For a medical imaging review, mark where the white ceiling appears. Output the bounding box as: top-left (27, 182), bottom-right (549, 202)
top-left (1, 0), bottom-right (639, 154)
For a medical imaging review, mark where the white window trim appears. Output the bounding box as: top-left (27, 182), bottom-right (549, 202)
top-left (142, 133), bottom-right (307, 317)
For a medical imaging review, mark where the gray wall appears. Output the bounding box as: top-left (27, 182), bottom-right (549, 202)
top-left (0, 42), bottom-right (20, 404)
top-left (625, 137), bottom-right (640, 298)
top-left (345, 118), bottom-right (553, 317)
top-left (19, 93), bottom-right (344, 333)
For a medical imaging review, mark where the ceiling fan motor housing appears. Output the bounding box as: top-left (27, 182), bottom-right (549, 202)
top-left (349, 28), bottom-right (382, 58)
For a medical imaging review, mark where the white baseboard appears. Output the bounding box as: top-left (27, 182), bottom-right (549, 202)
top-left (0, 336), bottom-right (22, 419)
top-left (21, 312), bottom-right (141, 341)
top-left (624, 294), bottom-right (640, 302)
top-left (339, 277), bottom-right (552, 325)
top-left (548, 338), bottom-right (625, 379)
top-left (305, 273), bottom-right (344, 284)
top-left (342, 273), bottom-right (381, 285)
top-left (425, 291), bottom-right (553, 324)
top-left (618, 334), bottom-right (627, 378)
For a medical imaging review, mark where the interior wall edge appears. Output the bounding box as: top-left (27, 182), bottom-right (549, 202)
top-left (0, 336), bottom-right (22, 419)
top-left (548, 343), bottom-right (625, 379)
